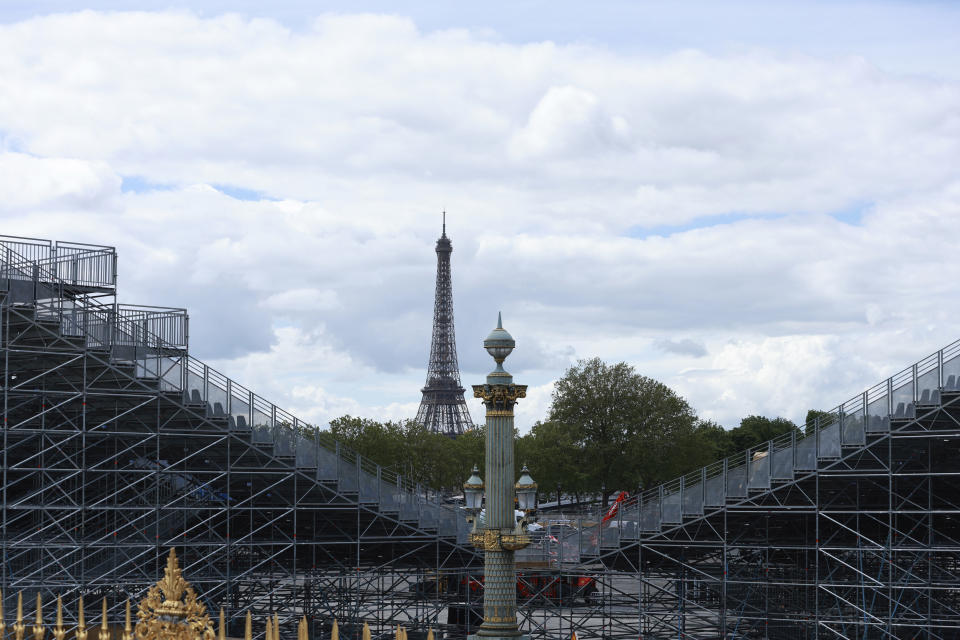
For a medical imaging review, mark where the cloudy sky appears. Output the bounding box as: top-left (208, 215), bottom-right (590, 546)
top-left (2, 1), bottom-right (959, 432)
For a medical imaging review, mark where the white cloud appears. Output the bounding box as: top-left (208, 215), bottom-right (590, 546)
top-left (0, 152), bottom-right (119, 210)
top-left (261, 288), bottom-right (341, 312)
top-left (1, 10), bottom-right (959, 434)
top-left (509, 86), bottom-right (631, 160)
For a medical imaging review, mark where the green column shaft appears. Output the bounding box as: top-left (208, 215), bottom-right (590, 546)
top-left (479, 411), bottom-right (518, 636)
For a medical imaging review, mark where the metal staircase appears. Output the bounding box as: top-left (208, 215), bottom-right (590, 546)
top-left (0, 235), bottom-right (475, 637)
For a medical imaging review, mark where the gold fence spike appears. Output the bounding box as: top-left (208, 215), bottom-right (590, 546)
top-left (53, 595), bottom-right (66, 640)
top-left (219, 608), bottom-right (226, 640)
top-left (121, 600), bottom-right (133, 640)
top-left (0, 589), bottom-right (6, 639)
top-left (265, 616), bottom-right (272, 640)
top-left (14, 591), bottom-right (26, 640)
top-left (330, 619), bottom-right (338, 640)
top-left (76, 596), bottom-right (88, 640)
top-left (273, 613), bottom-right (279, 640)
top-left (32, 592), bottom-right (44, 640)
top-left (99, 597), bottom-right (109, 640)
top-left (361, 622), bottom-right (370, 640)
top-left (426, 628), bottom-right (433, 640)
top-left (244, 611), bottom-right (252, 640)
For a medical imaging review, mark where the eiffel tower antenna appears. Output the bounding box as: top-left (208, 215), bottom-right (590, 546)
top-left (415, 214), bottom-right (472, 436)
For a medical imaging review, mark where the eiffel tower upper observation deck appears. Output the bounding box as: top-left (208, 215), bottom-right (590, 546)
top-left (415, 216), bottom-right (473, 436)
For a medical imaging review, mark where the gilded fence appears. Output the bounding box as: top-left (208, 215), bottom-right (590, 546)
top-left (0, 551), bottom-right (433, 640)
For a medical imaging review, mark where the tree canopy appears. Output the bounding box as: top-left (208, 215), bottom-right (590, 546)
top-left (543, 358), bottom-right (714, 507)
top-left (328, 416), bottom-right (483, 491)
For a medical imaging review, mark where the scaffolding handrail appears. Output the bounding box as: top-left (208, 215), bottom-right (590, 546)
top-left (0, 239), bottom-right (185, 352)
top-left (595, 335), bottom-right (960, 520)
top-left (180, 355), bottom-right (451, 509)
top-left (0, 234), bottom-right (116, 289)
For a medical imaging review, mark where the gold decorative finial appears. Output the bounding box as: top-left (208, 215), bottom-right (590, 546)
top-left (426, 629), bottom-right (434, 640)
top-left (244, 611), bottom-right (251, 640)
top-left (122, 600), bottom-right (133, 640)
top-left (1, 589), bottom-right (7, 639)
top-left (14, 591), bottom-right (26, 640)
top-left (361, 622), bottom-right (370, 640)
top-left (330, 619), bottom-right (339, 640)
top-left (135, 549), bottom-right (214, 640)
top-left (272, 613), bottom-right (279, 640)
top-left (265, 616), bottom-right (272, 640)
top-left (100, 597), bottom-right (109, 640)
top-left (218, 609), bottom-right (225, 640)
top-left (32, 593), bottom-right (44, 640)
top-left (77, 596), bottom-right (88, 640)
top-left (53, 595), bottom-right (66, 640)
top-left (298, 616), bottom-right (308, 640)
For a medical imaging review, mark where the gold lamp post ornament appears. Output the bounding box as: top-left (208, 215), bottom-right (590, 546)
top-left (135, 549), bottom-right (214, 640)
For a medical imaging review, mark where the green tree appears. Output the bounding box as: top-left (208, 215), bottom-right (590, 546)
top-left (804, 409), bottom-right (836, 435)
top-left (726, 415), bottom-right (799, 454)
top-left (328, 415), bottom-right (485, 492)
top-left (690, 419), bottom-right (733, 460)
top-left (517, 420), bottom-right (590, 506)
top-left (548, 358), bottom-right (699, 507)
top-left (449, 425), bottom-right (485, 491)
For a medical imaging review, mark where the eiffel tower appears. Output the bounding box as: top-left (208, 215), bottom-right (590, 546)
top-left (415, 215), bottom-right (473, 436)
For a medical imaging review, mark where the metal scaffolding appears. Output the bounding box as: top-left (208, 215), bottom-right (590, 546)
top-left (0, 235), bottom-right (478, 639)
top-left (3, 233), bottom-right (960, 639)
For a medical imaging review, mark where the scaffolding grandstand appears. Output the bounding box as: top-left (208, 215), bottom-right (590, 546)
top-left (2, 234), bottom-right (959, 639)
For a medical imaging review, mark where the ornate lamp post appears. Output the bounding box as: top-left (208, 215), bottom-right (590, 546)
top-left (468, 313), bottom-right (530, 640)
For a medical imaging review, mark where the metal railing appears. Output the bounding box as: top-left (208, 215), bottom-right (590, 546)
top-left (0, 551), bottom-right (419, 640)
top-left (601, 336), bottom-right (960, 528)
top-left (178, 356), bottom-right (457, 519)
top-left (0, 235), bottom-right (116, 290)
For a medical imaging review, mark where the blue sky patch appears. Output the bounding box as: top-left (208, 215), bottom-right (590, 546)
top-left (120, 175), bottom-right (175, 193)
top-left (213, 183), bottom-right (276, 201)
top-left (625, 212), bottom-right (780, 239)
top-left (830, 201), bottom-right (872, 226)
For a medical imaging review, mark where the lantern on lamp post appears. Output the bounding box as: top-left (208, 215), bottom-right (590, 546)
top-left (515, 465), bottom-right (537, 514)
top-left (463, 465), bottom-right (484, 518)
